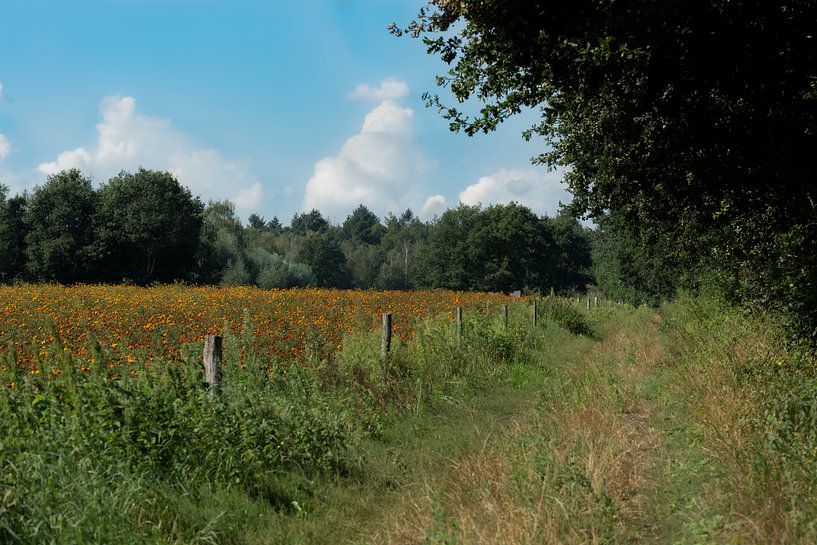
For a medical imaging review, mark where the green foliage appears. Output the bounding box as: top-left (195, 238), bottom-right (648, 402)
top-left (342, 204), bottom-right (385, 245)
top-left (0, 187), bottom-right (27, 282)
top-left (0, 349), bottom-right (361, 544)
top-left (96, 169), bottom-right (203, 283)
top-left (24, 169), bottom-right (98, 282)
top-left (220, 255), bottom-right (253, 286)
top-left (416, 203), bottom-right (591, 293)
top-left (193, 200), bottom-right (245, 284)
top-left (416, 203), bottom-right (481, 290)
top-left (297, 231), bottom-right (349, 288)
top-left (248, 247), bottom-right (315, 289)
top-left (290, 209), bottom-right (328, 235)
top-left (376, 245), bottom-right (414, 290)
top-left (247, 213), bottom-right (266, 230)
top-left (396, 1), bottom-right (817, 339)
top-left (343, 240), bottom-right (385, 289)
top-left (547, 210), bottom-right (593, 292)
top-left (591, 212), bottom-right (681, 306)
top-left (467, 203), bottom-right (553, 292)
top-left (659, 295), bottom-right (817, 541)
top-left (376, 209), bottom-right (428, 290)
top-left (537, 299), bottom-right (593, 337)
top-left (3, 172), bottom-right (594, 292)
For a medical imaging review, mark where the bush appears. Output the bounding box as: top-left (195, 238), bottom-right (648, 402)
top-left (249, 247), bottom-right (315, 289)
top-left (537, 299), bottom-right (593, 337)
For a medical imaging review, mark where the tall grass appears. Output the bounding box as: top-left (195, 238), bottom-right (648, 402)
top-left (379, 296), bottom-right (817, 545)
top-left (16, 294), bottom-right (812, 544)
top-left (0, 343), bottom-right (362, 543)
top-left (658, 295), bottom-right (817, 544)
top-left (0, 299), bottom-right (585, 544)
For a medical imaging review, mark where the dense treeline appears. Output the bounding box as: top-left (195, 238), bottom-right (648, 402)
top-left (0, 168), bottom-right (593, 293)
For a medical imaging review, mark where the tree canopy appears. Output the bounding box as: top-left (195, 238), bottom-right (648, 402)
top-left (24, 170), bottom-right (98, 283)
top-left (342, 204), bottom-right (385, 245)
top-left (96, 169), bottom-right (203, 283)
top-left (0, 186), bottom-right (27, 282)
top-left (395, 1), bottom-right (817, 336)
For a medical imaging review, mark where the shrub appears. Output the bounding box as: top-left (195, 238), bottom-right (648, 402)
top-left (537, 299), bottom-right (593, 337)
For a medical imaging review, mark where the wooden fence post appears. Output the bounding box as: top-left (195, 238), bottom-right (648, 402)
top-left (502, 304), bottom-right (508, 328)
top-left (532, 300), bottom-right (538, 327)
top-left (587, 297), bottom-right (591, 309)
top-left (456, 306), bottom-right (463, 339)
top-left (594, 296), bottom-right (599, 307)
top-left (203, 334), bottom-right (222, 399)
top-left (381, 312), bottom-right (392, 382)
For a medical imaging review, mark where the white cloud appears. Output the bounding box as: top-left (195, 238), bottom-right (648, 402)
top-left (458, 168), bottom-right (571, 216)
top-left (421, 194), bottom-right (447, 219)
top-left (0, 134), bottom-right (10, 161)
top-left (232, 182), bottom-right (263, 210)
top-left (302, 95), bottom-right (432, 220)
top-left (37, 95), bottom-right (262, 211)
top-left (0, 82), bottom-right (4, 101)
top-left (38, 147), bottom-right (91, 174)
top-left (361, 100), bottom-right (413, 134)
top-left (346, 76), bottom-right (410, 102)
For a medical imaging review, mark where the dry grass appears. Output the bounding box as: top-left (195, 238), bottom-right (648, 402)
top-left (374, 307), bottom-right (668, 545)
top-left (367, 300), bottom-right (817, 545)
top-left (659, 298), bottom-right (817, 545)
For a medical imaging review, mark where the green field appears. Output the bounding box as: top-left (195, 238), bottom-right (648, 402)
top-left (2, 294), bottom-right (815, 544)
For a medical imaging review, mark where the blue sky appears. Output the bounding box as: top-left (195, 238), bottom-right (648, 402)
top-left (0, 0), bottom-right (570, 223)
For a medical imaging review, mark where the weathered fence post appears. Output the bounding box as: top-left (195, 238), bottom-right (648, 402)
top-left (532, 300), bottom-right (538, 327)
top-left (550, 286), bottom-right (555, 297)
top-left (502, 304), bottom-right (508, 328)
top-left (456, 306), bottom-right (463, 339)
top-left (203, 334), bottom-right (222, 399)
top-left (381, 312), bottom-right (392, 383)
top-left (594, 296), bottom-right (599, 307)
top-left (587, 297), bottom-right (591, 309)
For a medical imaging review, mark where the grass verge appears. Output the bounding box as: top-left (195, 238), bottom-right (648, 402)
top-left (5, 295), bottom-right (814, 544)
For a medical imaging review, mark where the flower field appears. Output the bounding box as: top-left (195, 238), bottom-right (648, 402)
top-left (0, 284), bottom-right (515, 371)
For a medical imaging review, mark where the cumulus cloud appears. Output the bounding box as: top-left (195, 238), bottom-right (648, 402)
top-left (361, 100), bottom-right (413, 134)
top-left (39, 147), bottom-right (91, 174)
top-left (0, 134), bottom-right (10, 162)
top-left (421, 194), bottom-right (447, 219)
top-left (232, 182), bottom-right (263, 210)
top-left (302, 94), bottom-right (432, 219)
top-left (346, 76), bottom-right (409, 102)
top-left (37, 95), bottom-right (262, 211)
top-left (458, 168), bottom-right (571, 216)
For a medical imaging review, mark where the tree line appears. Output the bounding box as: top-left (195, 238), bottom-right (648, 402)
top-left (0, 168), bottom-right (594, 293)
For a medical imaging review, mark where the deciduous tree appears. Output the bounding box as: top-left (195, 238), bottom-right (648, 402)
top-left (25, 169), bottom-right (98, 283)
top-left (395, 2), bottom-right (817, 331)
top-left (96, 169), bottom-right (203, 283)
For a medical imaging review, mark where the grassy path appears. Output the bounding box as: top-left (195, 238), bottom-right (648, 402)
top-left (350, 305), bottom-right (728, 544)
top-left (258, 316), bottom-right (602, 544)
top-left (170, 301), bottom-right (815, 544)
top-left (261, 305), bottom-right (669, 544)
